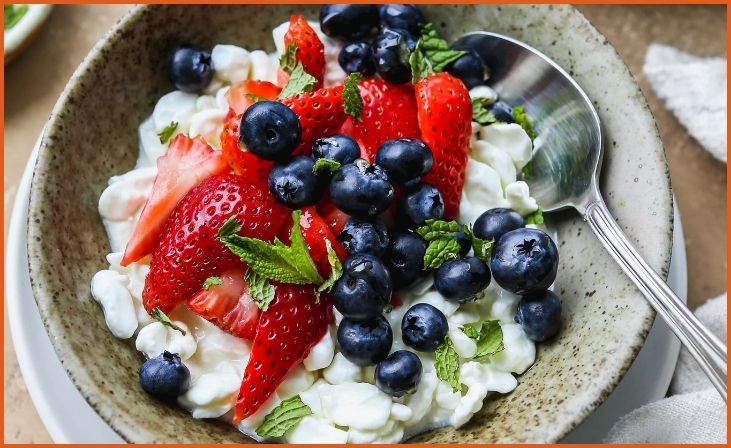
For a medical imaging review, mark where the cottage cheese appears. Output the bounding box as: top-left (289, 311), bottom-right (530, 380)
top-left (91, 22), bottom-right (544, 443)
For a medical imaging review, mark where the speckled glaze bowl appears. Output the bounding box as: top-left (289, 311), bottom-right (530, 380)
top-left (26, 4), bottom-right (672, 443)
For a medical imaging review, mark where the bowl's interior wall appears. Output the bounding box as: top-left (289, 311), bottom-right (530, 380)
top-left (26, 4), bottom-right (670, 443)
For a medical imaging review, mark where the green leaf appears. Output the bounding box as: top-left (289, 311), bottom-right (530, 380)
top-left (279, 43), bottom-right (299, 75)
top-left (463, 320), bottom-right (504, 360)
top-left (244, 93), bottom-right (266, 103)
top-left (151, 307), bottom-right (186, 336)
top-left (471, 234), bottom-right (494, 263)
top-left (218, 216), bottom-right (242, 238)
top-left (4, 4), bottom-right (28, 29)
top-left (472, 98), bottom-right (497, 126)
top-left (524, 208), bottom-right (544, 225)
top-left (343, 72), bottom-right (364, 121)
top-left (435, 336), bottom-right (461, 392)
top-left (203, 276), bottom-right (223, 290)
top-left (245, 269), bottom-right (276, 311)
top-left (158, 121), bottom-right (178, 144)
top-left (219, 211), bottom-right (323, 286)
top-left (416, 219), bottom-right (462, 241)
top-left (512, 105), bottom-right (537, 140)
top-left (423, 238), bottom-right (461, 270)
top-left (312, 158), bottom-right (341, 176)
top-left (255, 395), bottom-right (312, 438)
top-left (317, 239), bottom-right (343, 295)
top-left (277, 62), bottom-right (317, 99)
top-left (410, 23), bottom-right (468, 82)
top-left (409, 39), bottom-right (430, 83)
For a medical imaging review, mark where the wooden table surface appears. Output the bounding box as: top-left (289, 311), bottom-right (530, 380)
top-left (3, 5), bottom-right (726, 443)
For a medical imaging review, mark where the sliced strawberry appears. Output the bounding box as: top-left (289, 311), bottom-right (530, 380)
top-left (188, 267), bottom-right (259, 340)
top-left (317, 197), bottom-right (350, 236)
top-left (233, 284), bottom-right (332, 423)
top-left (278, 206), bottom-right (347, 278)
top-left (416, 72), bottom-right (472, 220)
top-left (280, 15), bottom-right (325, 88)
top-left (281, 85), bottom-right (347, 157)
top-left (121, 135), bottom-right (227, 266)
top-left (226, 80), bottom-right (282, 115)
top-left (142, 174), bottom-right (289, 314)
top-left (340, 78), bottom-right (420, 162)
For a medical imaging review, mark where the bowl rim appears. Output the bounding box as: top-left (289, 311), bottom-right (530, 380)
top-left (24, 3), bottom-right (672, 443)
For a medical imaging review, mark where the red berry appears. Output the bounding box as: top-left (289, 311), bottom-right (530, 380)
top-left (281, 86), bottom-right (347, 157)
top-left (281, 15), bottom-right (325, 87)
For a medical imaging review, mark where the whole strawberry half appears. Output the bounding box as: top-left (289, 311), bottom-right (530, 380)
top-left (416, 72), bottom-right (472, 220)
top-left (316, 196), bottom-right (351, 236)
top-left (339, 78), bottom-right (420, 162)
top-left (233, 283), bottom-right (332, 423)
top-left (188, 267), bottom-right (260, 340)
top-left (281, 85), bottom-right (347, 157)
top-left (278, 14), bottom-right (325, 88)
top-left (121, 134), bottom-right (227, 266)
top-left (141, 174), bottom-right (289, 314)
top-left (221, 81), bottom-right (282, 190)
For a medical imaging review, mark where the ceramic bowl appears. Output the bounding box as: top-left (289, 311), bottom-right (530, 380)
top-left (26, 4), bottom-right (672, 443)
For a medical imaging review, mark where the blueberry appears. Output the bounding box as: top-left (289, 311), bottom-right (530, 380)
top-left (338, 41), bottom-right (376, 76)
top-left (372, 29), bottom-right (412, 84)
top-left (401, 303), bottom-right (448, 352)
top-left (332, 254), bottom-right (393, 321)
top-left (379, 4), bottom-right (426, 37)
top-left (445, 51), bottom-right (489, 89)
top-left (455, 228), bottom-right (472, 256)
top-left (268, 156), bottom-right (323, 208)
top-left (515, 290), bottom-right (562, 342)
top-left (167, 44), bottom-right (213, 93)
top-left (434, 256), bottom-right (491, 303)
top-left (490, 228), bottom-right (559, 295)
top-left (375, 138), bottom-right (433, 184)
top-left (240, 101), bottom-right (301, 162)
top-left (139, 351), bottom-right (190, 402)
top-left (384, 27), bottom-right (417, 52)
top-left (312, 134), bottom-right (361, 165)
top-left (383, 231), bottom-right (426, 289)
top-left (375, 350), bottom-right (422, 397)
top-left (339, 218), bottom-right (390, 257)
top-left (473, 208), bottom-right (525, 241)
top-left (397, 183), bottom-right (444, 228)
top-left (338, 315), bottom-right (393, 366)
top-left (320, 4), bottom-right (380, 40)
top-left (330, 159), bottom-right (394, 219)
top-left (490, 101), bottom-right (515, 123)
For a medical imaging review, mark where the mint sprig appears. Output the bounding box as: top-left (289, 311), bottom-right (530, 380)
top-left (256, 395), bottom-right (312, 438)
top-left (279, 43), bottom-right (299, 75)
top-left (343, 72), bottom-right (364, 121)
top-left (524, 208), bottom-right (544, 225)
top-left (245, 269), bottom-right (276, 311)
top-left (4, 4), bottom-right (28, 30)
top-left (203, 276), bottom-right (223, 290)
top-left (513, 105), bottom-right (537, 140)
top-left (219, 210), bottom-right (323, 285)
top-left (158, 121), bottom-right (178, 144)
top-left (409, 23), bottom-right (468, 82)
top-left (312, 158), bottom-right (341, 176)
top-left (277, 62), bottom-right (317, 99)
top-left (462, 226), bottom-right (494, 262)
top-left (472, 98), bottom-right (498, 125)
top-left (462, 320), bottom-right (504, 360)
top-left (151, 307), bottom-right (186, 336)
top-left (317, 239), bottom-right (343, 296)
top-left (417, 219), bottom-right (463, 269)
top-left (435, 335), bottom-right (461, 392)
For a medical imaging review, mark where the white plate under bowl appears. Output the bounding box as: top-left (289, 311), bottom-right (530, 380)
top-left (6, 135), bottom-right (685, 443)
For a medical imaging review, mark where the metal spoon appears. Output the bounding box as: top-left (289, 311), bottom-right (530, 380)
top-left (454, 32), bottom-right (727, 401)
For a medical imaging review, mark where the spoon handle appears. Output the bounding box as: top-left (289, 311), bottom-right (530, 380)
top-left (584, 198), bottom-right (727, 401)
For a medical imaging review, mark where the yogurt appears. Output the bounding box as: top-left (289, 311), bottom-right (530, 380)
top-left (90, 22), bottom-right (542, 443)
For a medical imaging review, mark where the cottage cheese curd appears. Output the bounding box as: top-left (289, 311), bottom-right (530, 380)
top-left (90, 21), bottom-right (543, 443)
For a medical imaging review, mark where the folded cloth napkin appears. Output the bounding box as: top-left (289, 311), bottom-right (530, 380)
top-left (642, 44), bottom-right (727, 162)
top-left (605, 294), bottom-right (727, 443)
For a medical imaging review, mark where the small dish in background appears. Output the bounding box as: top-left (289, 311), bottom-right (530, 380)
top-left (4, 4), bottom-right (53, 64)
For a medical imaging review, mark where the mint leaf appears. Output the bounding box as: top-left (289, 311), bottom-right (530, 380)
top-left (465, 226), bottom-right (493, 262)
top-left (244, 93), bottom-right (266, 103)
top-left (256, 395), bottom-right (312, 438)
top-left (409, 39), bottom-right (430, 83)
top-left (410, 23), bottom-right (468, 82)
top-left (245, 269), bottom-right (276, 311)
top-left (4, 4), bottom-right (28, 29)
top-left (416, 219), bottom-right (462, 241)
top-left (435, 336), bottom-right (460, 392)
top-left (279, 43), bottom-right (299, 75)
top-left (203, 276), bottom-right (223, 290)
top-left (463, 320), bottom-right (504, 360)
top-left (472, 98), bottom-right (497, 126)
top-left (312, 158), bottom-right (341, 176)
top-left (524, 208), bottom-right (544, 225)
top-left (218, 216), bottom-right (243, 238)
top-left (158, 121), bottom-right (178, 144)
top-left (220, 211), bottom-right (323, 285)
top-left (278, 62), bottom-right (317, 99)
top-left (343, 72), bottom-right (364, 121)
top-left (513, 105), bottom-right (537, 140)
top-left (423, 238), bottom-right (461, 270)
top-left (317, 239), bottom-right (343, 296)
top-left (151, 307), bottom-right (186, 336)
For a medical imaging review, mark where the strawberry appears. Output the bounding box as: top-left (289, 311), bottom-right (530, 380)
top-left (281, 85), bottom-right (347, 157)
top-left (233, 283), bottom-right (332, 423)
top-left (339, 78), bottom-right (420, 162)
top-left (141, 174), bottom-right (289, 314)
top-left (121, 134), bottom-right (227, 266)
top-left (317, 197), bottom-right (350, 236)
top-left (188, 267), bottom-right (259, 340)
top-left (220, 81), bottom-right (282, 189)
top-left (278, 206), bottom-right (347, 278)
top-left (415, 72), bottom-right (472, 220)
top-left (279, 15), bottom-right (325, 88)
